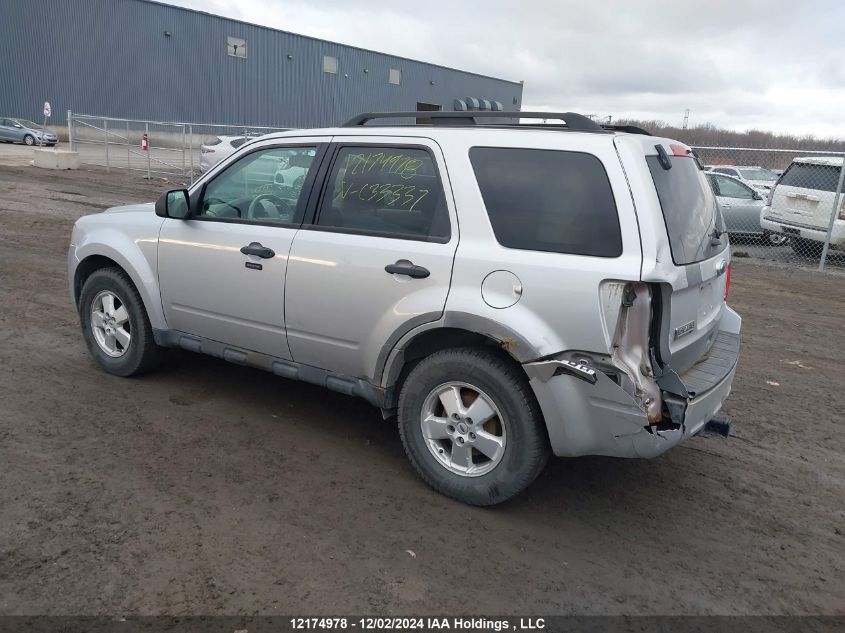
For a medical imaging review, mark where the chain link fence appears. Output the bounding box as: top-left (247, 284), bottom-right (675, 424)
top-left (66, 111), bottom-right (290, 183)
top-left (692, 146), bottom-right (845, 272)
top-left (61, 114), bottom-right (845, 273)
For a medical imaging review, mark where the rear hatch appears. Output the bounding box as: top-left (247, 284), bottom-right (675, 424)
top-left (768, 158), bottom-right (845, 229)
top-left (645, 143), bottom-right (731, 378)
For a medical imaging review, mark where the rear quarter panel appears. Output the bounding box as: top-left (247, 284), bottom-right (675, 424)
top-left (437, 130), bottom-right (643, 359)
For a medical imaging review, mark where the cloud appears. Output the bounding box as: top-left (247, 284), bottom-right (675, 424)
top-left (165, 0), bottom-right (845, 138)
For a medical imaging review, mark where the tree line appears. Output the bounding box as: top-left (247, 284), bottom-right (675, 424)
top-left (613, 119), bottom-right (845, 169)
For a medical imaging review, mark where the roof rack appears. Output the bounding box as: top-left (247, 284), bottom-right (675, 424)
top-left (601, 124), bottom-right (652, 136)
top-left (342, 111), bottom-right (607, 133)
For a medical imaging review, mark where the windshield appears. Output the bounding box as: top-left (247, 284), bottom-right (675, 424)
top-left (13, 119), bottom-right (40, 129)
top-left (647, 154), bottom-right (727, 266)
top-left (738, 167), bottom-right (778, 181)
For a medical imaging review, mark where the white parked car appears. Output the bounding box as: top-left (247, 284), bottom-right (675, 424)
top-left (709, 165), bottom-right (779, 193)
top-left (199, 135), bottom-right (256, 172)
top-left (199, 134), bottom-right (293, 172)
top-left (760, 156), bottom-right (845, 256)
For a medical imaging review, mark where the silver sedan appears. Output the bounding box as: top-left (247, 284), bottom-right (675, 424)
top-left (0, 118), bottom-right (58, 146)
top-left (706, 171), bottom-right (787, 245)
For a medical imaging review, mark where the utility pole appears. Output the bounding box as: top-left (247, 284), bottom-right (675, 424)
top-left (682, 109), bottom-right (690, 129)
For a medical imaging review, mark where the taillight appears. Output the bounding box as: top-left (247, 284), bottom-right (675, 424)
top-left (766, 186), bottom-right (775, 206)
top-left (724, 263), bottom-right (731, 302)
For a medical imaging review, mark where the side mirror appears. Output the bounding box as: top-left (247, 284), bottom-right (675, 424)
top-left (155, 189), bottom-right (191, 218)
top-left (752, 191), bottom-right (763, 201)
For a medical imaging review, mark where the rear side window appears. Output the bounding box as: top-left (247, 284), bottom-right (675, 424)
top-left (779, 162), bottom-right (845, 193)
top-left (469, 147), bottom-right (622, 257)
top-left (648, 155), bottom-right (726, 266)
top-left (315, 146), bottom-right (451, 241)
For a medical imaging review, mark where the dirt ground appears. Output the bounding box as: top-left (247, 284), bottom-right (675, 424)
top-left (0, 164), bottom-right (843, 617)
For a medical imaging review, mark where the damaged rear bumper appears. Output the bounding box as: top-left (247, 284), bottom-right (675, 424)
top-left (525, 306), bottom-right (741, 459)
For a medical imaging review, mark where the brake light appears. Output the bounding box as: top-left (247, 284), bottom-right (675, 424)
top-left (766, 186), bottom-right (776, 206)
top-left (670, 144), bottom-right (692, 157)
top-left (724, 263), bottom-right (731, 302)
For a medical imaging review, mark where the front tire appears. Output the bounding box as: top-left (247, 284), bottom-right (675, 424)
top-left (23, 134), bottom-right (35, 146)
top-left (398, 347), bottom-right (550, 505)
top-left (79, 268), bottom-right (162, 376)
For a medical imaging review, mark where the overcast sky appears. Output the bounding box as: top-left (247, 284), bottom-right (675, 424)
top-left (166, 0), bottom-right (845, 139)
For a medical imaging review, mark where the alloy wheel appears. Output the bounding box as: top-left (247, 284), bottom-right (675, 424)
top-left (420, 381), bottom-right (507, 477)
top-left (90, 290), bottom-right (131, 357)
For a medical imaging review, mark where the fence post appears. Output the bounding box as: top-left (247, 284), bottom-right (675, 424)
top-left (181, 124), bottom-right (185, 178)
top-left (145, 122), bottom-right (151, 180)
top-left (67, 110), bottom-right (73, 150)
top-left (818, 156), bottom-right (845, 271)
top-left (189, 124), bottom-right (194, 185)
top-left (104, 118), bottom-right (110, 173)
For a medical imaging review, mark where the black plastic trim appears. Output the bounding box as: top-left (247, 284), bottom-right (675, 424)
top-left (343, 111), bottom-right (606, 133)
top-left (152, 328), bottom-right (386, 407)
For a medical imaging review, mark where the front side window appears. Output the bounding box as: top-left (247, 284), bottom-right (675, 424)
top-left (315, 146), bottom-right (450, 241)
top-left (469, 147), bottom-right (622, 257)
top-left (200, 146), bottom-right (318, 225)
top-left (713, 175), bottom-right (755, 199)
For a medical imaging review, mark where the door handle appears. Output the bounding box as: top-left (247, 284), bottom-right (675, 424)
top-left (240, 242), bottom-right (275, 259)
top-left (385, 261), bottom-right (430, 279)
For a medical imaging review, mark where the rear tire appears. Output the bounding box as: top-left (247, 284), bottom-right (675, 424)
top-left (790, 238), bottom-right (824, 258)
top-left (397, 347), bottom-right (550, 505)
top-left (23, 134), bottom-right (35, 146)
top-left (79, 267), bottom-right (162, 377)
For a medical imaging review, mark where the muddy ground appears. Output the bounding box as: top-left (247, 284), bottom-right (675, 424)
top-left (0, 164), bottom-right (842, 616)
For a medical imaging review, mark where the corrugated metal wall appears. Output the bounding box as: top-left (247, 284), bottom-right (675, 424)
top-left (0, 0), bottom-right (523, 127)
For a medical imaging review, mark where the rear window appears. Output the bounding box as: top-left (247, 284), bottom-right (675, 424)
top-left (230, 137), bottom-right (248, 148)
top-left (779, 162), bottom-right (845, 193)
top-left (469, 147), bottom-right (622, 257)
top-left (647, 155), bottom-right (726, 265)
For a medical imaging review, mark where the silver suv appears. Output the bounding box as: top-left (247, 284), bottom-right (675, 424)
top-left (68, 111), bottom-right (741, 505)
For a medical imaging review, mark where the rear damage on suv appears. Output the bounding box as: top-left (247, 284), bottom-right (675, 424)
top-left (525, 137), bottom-right (741, 458)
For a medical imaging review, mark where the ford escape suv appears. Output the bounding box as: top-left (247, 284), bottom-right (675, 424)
top-left (68, 111), bottom-right (741, 505)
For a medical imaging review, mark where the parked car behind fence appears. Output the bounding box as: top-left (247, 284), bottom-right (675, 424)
top-left (0, 117), bottom-right (58, 146)
top-left (705, 171), bottom-right (787, 245)
top-left (761, 156), bottom-right (845, 257)
top-left (710, 165), bottom-right (780, 192)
